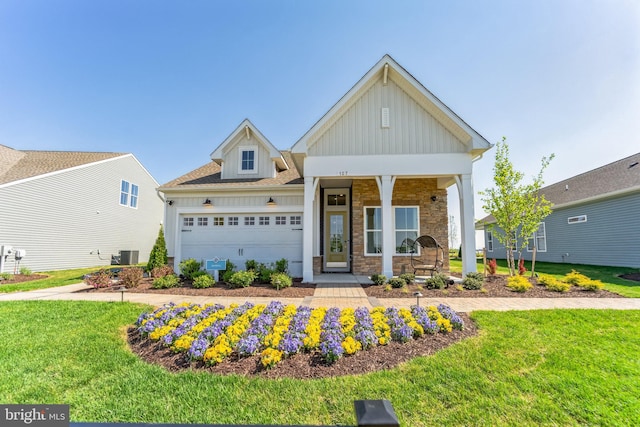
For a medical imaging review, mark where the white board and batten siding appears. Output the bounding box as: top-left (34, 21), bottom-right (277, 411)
top-left (0, 155), bottom-right (163, 272)
top-left (309, 78), bottom-right (467, 157)
top-left (220, 136), bottom-right (275, 180)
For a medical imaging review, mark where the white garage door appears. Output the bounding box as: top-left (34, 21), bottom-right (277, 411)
top-left (180, 213), bottom-right (303, 278)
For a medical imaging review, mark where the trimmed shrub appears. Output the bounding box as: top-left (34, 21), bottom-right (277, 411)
top-left (518, 258), bottom-right (527, 275)
top-left (146, 225), bottom-right (168, 273)
top-left (245, 259), bottom-right (258, 271)
top-left (151, 265), bottom-right (174, 278)
top-left (424, 273), bottom-right (450, 290)
top-left (581, 279), bottom-right (604, 291)
top-left (222, 260), bottom-right (236, 283)
top-left (507, 275), bottom-right (533, 292)
top-left (119, 267), bottom-right (143, 289)
top-left (228, 270), bottom-right (256, 288)
top-left (564, 270), bottom-right (591, 286)
top-left (179, 258), bottom-right (203, 280)
top-left (275, 258), bottom-right (288, 274)
top-left (193, 274), bottom-right (215, 289)
top-left (85, 269), bottom-right (113, 289)
top-left (152, 274), bottom-right (180, 289)
top-left (399, 273), bottom-right (415, 285)
top-left (388, 277), bottom-right (406, 289)
top-left (270, 272), bottom-right (293, 290)
top-left (462, 272), bottom-right (484, 290)
top-left (370, 274), bottom-right (387, 286)
top-left (545, 279), bottom-right (571, 293)
top-left (487, 258), bottom-right (497, 275)
top-left (258, 264), bottom-right (275, 283)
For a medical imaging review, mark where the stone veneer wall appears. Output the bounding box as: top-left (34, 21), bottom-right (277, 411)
top-left (351, 178), bottom-right (449, 276)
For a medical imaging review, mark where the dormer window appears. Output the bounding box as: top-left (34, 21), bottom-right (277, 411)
top-left (238, 146), bottom-right (257, 174)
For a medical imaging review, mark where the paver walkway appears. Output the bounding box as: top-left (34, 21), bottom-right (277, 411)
top-left (1, 281), bottom-right (639, 312)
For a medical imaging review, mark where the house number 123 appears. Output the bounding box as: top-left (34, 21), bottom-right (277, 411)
top-left (339, 171), bottom-right (348, 176)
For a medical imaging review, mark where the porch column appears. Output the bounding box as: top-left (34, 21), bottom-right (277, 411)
top-left (456, 173), bottom-right (477, 275)
top-left (302, 176), bottom-right (317, 283)
top-left (376, 175), bottom-right (395, 279)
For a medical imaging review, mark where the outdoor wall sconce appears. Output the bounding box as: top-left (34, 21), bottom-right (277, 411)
top-left (430, 195), bottom-right (437, 202)
top-left (203, 199), bottom-right (212, 207)
top-left (167, 200), bottom-right (174, 206)
top-left (267, 197), bottom-right (276, 206)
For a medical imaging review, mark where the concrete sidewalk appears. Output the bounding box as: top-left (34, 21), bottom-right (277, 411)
top-left (1, 282), bottom-right (639, 312)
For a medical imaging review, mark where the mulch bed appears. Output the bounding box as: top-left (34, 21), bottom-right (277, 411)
top-left (84, 278), bottom-right (316, 298)
top-left (0, 274), bottom-right (48, 284)
top-left (363, 274), bottom-right (624, 299)
top-left (620, 273), bottom-right (640, 282)
top-left (127, 312), bottom-right (477, 379)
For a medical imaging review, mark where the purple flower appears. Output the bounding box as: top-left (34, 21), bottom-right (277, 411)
top-left (411, 305), bottom-right (439, 334)
top-left (437, 304), bottom-right (464, 330)
top-left (278, 306), bottom-right (311, 355)
top-left (319, 307), bottom-right (345, 363)
top-left (353, 307), bottom-right (377, 349)
top-left (385, 307), bottom-right (414, 342)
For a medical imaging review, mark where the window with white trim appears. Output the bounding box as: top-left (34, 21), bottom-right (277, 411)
top-left (259, 216), bottom-right (270, 226)
top-left (275, 216), bottom-right (287, 225)
top-left (527, 222), bottom-right (547, 252)
top-left (364, 206), bottom-right (420, 255)
top-left (487, 231), bottom-right (494, 252)
top-left (290, 216), bottom-right (301, 225)
top-left (364, 207), bottom-right (382, 255)
top-left (197, 217), bottom-right (208, 227)
top-left (120, 180), bottom-right (139, 208)
top-left (183, 217), bottom-right (194, 227)
top-left (238, 147), bottom-right (257, 174)
top-left (568, 215), bottom-right (587, 224)
top-left (228, 216), bottom-right (238, 226)
top-left (244, 216), bottom-right (255, 226)
top-left (395, 207), bottom-right (419, 254)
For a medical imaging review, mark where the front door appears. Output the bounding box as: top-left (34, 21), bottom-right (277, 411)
top-left (324, 189), bottom-right (350, 271)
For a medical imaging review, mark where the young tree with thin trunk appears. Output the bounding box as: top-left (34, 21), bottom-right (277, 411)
top-left (480, 138), bottom-right (554, 276)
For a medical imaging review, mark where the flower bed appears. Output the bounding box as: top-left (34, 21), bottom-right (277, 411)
top-left (135, 302), bottom-right (465, 369)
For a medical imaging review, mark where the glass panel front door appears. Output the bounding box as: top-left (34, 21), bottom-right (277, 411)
top-left (326, 212), bottom-right (348, 266)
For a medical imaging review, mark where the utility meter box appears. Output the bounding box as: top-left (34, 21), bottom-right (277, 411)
top-left (15, 249), bottom-right (26, 259)
top-left (1, 245), bottom-right (13, 256)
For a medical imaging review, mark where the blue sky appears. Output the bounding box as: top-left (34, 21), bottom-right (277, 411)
top-left (1, 0), bottom-right (638, 242)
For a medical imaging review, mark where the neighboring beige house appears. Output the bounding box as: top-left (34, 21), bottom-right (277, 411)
top-left (0, 145), bottom-right (163, 273)
top-left (159, 55), bottom-right (492, 281)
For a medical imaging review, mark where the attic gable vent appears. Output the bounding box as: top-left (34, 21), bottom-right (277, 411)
top-left (381, 107), bottom-right (390, 128)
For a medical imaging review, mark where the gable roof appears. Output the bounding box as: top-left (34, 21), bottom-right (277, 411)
top-left (210, 119), bottom-right (288, 171)
top-left (291, 54), bottom-right (492, 171)
top-left (0, 145), bottom-right (127, 186)
top-left (158, 151), bottom-right (302, 191)
top-left (478, 152), bottom-right (640, 225)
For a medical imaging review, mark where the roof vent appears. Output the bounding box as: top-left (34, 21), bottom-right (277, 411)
top-left (565, 184), bottom-right (569, 191)
top-left (629, 161), bottom-right (639, 169)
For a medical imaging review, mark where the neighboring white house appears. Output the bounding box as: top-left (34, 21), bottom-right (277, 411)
top-left (477, 152), bottom-right (640, 268)
top-left (0, 145), bottom-right (164, 273)
top-left (159, 55), bottom-right (492, 281)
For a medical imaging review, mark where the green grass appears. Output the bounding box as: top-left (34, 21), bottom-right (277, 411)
top-left (450, 259), bottom-right (640, 297)
top-left (1, 300), bottom-right (639, 425)
top-left (0, 266), bottom-right (140, 294)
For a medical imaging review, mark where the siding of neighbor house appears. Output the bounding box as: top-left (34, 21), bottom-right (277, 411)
top-left (308, 78), bottom-right (466, 157)
top-left (484, 192), bottom-right (640, 268)
top-left (0, 155), bottom-right (163, 272)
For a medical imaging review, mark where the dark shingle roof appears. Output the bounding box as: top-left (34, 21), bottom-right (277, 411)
top-left (0, 145), bottom-right (126, 185)
top-left (158, 151), bottom-right (303, 190)
top-left (478, 152), bottom-right (640, 225)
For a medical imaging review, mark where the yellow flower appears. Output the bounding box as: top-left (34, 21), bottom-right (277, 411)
top-left (260, 348), bottom-right (283, 368)
top-left (341, 336), bottom-right (362, 355)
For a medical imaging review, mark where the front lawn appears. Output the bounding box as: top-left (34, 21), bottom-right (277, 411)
top-left (1, 300), bottom-right (639, 425)
top-left (450, 259), bottom-right (640, 298)
top-left (0, 266), bottom-right (109, 294)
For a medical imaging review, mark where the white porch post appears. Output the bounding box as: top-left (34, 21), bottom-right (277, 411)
top-left (302, 176), bottom-right (317, 283)
top-left (376, 175), bottom-right (395, 279)
top-left (456, 173), bottom-right (477, 275)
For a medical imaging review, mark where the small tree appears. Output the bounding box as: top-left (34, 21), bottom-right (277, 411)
top-left (480, 138), bottom-right (554, 276)
top-left (146, 225), bottom-right (168, 273)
